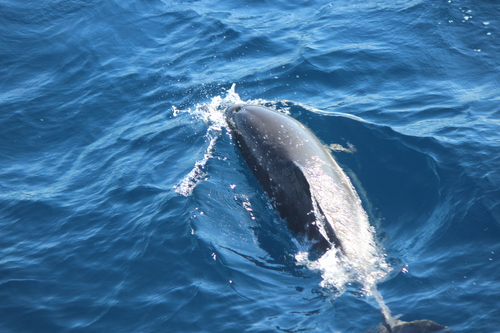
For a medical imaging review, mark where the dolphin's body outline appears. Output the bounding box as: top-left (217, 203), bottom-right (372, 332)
top-left (225, 104), bottom-right (450, 333)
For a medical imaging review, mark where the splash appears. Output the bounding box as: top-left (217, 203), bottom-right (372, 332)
top-left (173, 84), bottom-right (244, 196)
top-left (296, 229), bottom-right (390, 298)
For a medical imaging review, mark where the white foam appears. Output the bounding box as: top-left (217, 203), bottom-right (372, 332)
top-left (173, 84), bottom-right (243, 196)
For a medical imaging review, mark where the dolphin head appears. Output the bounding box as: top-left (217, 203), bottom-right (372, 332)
top-left (225, 104), bottom-right (283, 138)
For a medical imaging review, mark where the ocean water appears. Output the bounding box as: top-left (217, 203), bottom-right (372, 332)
top-left (1, 0), bottom-right (499, 332)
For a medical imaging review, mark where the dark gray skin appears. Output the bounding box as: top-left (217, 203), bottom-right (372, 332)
top-left (225, 104), bottom-right (451, 333)
top-left (376, 319), bottom-right (450, 333)
top-left (225, 104), bottom-right (341, 255)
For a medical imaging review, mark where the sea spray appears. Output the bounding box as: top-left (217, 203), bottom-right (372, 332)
top-left (173, 84), bottom-right (243, 196)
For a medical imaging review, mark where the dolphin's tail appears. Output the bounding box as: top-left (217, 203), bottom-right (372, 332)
top-left (371, 287), bottom-right (451, 333)
top-left (375, 319), bottom-right (450, 333)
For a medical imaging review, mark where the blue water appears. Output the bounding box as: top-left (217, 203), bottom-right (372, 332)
top-left (1, 0), bottom-right (499, 332)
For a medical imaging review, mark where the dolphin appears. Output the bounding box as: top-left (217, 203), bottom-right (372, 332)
top-left (225, 104), bottom-right (379, 263)
top-left (225, 104), bottom-right (450, 333)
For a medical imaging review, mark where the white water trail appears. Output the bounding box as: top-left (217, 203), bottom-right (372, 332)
top-left (173, 84), bottom-right (244, 196)
top-left (372, 286), bottom-right (400, 328)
